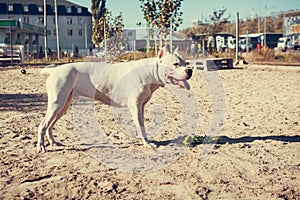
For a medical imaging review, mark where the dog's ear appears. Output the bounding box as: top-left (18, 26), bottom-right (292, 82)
top-left (158, 46), bottom-right (169, 59)
top-left (158, 49), bottom-right (164, 59)
top-left (173, 47), bottom-right (179, 54)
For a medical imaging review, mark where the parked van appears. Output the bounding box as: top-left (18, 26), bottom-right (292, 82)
top-left (277, 37), bottom-right (292, 51)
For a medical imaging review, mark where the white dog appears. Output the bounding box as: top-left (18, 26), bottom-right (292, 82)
top-left (37, 47), bottom-right (192, 152)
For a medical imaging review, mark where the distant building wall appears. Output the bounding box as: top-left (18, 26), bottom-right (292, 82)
top-left (0, 0), bottom-right (93, 54)
top-left (284, 15), bottom-right (300, 36)
top-left (124, 29), bottom-right (192, 53)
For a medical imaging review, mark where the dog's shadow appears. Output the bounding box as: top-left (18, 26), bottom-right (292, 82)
top-left (45, 134), bottom-right (300, 153)
top-left (152, 134), bottom-right (300, 147)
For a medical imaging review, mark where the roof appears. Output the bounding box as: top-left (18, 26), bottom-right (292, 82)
top-left (239, 33), bottom-right (283, 38)
top-left (0, 0), bottom-right (91, 16)
top-left (0, 19), bottom-right (50, 35)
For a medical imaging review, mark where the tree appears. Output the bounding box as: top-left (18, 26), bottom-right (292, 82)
top-left (179, 8), bottom-right (289, 39)
top-left (139, 0), bottom-right (184, 47)
top-left (91, 0), bottom-right (107, 45)
top-left (91, 0), bottom-right (106, 20)
top-left (91, 0), bottom-right (124, 46)
top-left (106, 13), bottom-right (126, 57)
top-left (209, 7), bottom-right (230, 35)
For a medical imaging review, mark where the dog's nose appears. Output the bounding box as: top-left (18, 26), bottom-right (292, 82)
top-left (185, 68), bottom-right (193, 80)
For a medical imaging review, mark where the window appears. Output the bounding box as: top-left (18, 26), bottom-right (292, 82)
top-left (38, 5), bottom-right (43, 12)
top-left (24, 5), bottom-right (29, 12)
top-left (78, 18), bottom-right (82, 25)
top-left (67, 29), bottom-right (73, 36)
top-left (77, 7), bottom-right (82, 13)
top-left (8, 5), bottom-right (13, 12)
top-left (78, 29), bottom-right (83, 36)
top-left (66, 7), bottom-right (71, 13)
top-left (67, 18), bottom-right (72, 25)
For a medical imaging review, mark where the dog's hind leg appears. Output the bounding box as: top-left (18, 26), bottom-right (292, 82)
top-left (45, 94), bottom-right (72, 147)
top-left (37, 94), bottom-right (72, 152)
top-left (37, 106), bottom-right (64, 152)
top-left (37, 116), bottom-right (47, 152)
top-left (37, 73), bottom-right (76, 152)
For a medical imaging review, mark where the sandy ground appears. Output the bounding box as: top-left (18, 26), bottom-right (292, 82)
top-left (0, 63), bottom-right (299, 199)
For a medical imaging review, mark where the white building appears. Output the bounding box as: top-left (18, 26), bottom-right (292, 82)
top-left (0, 0), bottom-right (93, 55)
top-left (123, 28), bottom-right (192, 52)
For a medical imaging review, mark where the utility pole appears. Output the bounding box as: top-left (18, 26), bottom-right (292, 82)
top-left (54, 0), bottom-right (60, 59)
top-left (264, 12), bottom-right (267, 48)
top-left (170, 12), bottom-right (173, 53)
top-left (235, 12), bottom-right (239, 64)
top-left (104, 19), bottom-right (107, 61)
top-left (44, 0), bottom-right (48, 60)
top-left (10, 20), bottom-right (13, 66)
top-left (258, 0), bottom-right (260, 33)
top-left (264, 6), bottom-right (275, 48)
top-left (246, 30), bottom-right (249, 53)
top-left (146, 21), bottom-right (150, 54)
top-left (169, 0), bottom-right (173, 53)
top-left (85, 24), bottom-right (87, 51)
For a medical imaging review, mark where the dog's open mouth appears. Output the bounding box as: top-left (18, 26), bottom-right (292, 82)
top-left (168, 76), bottom-right (191, 90)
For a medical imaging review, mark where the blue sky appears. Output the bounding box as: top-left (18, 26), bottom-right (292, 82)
top-left (74, 0), bottom-right (300, 29)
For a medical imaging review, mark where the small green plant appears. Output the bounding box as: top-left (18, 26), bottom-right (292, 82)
top-left (182, 135), bottom-right (206, 146)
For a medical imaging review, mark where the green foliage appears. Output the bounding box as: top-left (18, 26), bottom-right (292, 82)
top-left (91, 0), bottom-right (124, 45)
top-left (139, 0), bottom-right (184, 37)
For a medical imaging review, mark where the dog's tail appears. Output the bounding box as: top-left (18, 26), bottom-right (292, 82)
top-left (40, 64), bottom-right (56, 75)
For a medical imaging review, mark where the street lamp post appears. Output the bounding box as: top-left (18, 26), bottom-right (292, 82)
top-left (258, 0), bottom-right (260, 33)
top-left (264, 6), bottom-right (275, 48)
top-left (104, 19), bottom-right (107, 61)
top-left (235, 12), bottom-right (239, 64)
top-left (170, 13), bottom-right (173, 54)
top-left (10, 20), bottom-right (13, 66)
top-left (264, 13), bottom-right (266, 48)
top-left (146, 21), bottom-right (150, 54)
top-left (44, 0), bottom-right (48, 60)
top-left (54, 0), bottom-right (60, 60)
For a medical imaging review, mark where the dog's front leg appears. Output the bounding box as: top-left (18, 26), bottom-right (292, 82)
top-left (128, 101), bottom-right (156, 149)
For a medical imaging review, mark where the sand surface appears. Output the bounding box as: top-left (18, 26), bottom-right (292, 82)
top-left (0, 64), bottom-right (299, 199)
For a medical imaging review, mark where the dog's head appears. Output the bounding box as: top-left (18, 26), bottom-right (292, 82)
top-left (157, 47), bottom-right (192, 90)
top-left (157, 46), bottom-right (187, 69)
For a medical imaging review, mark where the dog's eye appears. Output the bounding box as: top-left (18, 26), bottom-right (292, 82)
top-left (173, 62), bottom-right (179, 67)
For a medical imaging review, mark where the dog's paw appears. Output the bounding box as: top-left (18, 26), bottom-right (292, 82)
top-left (143, 142), bottom-right (157, 149)
top-left (37, 145), bottom-right (46, 153)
